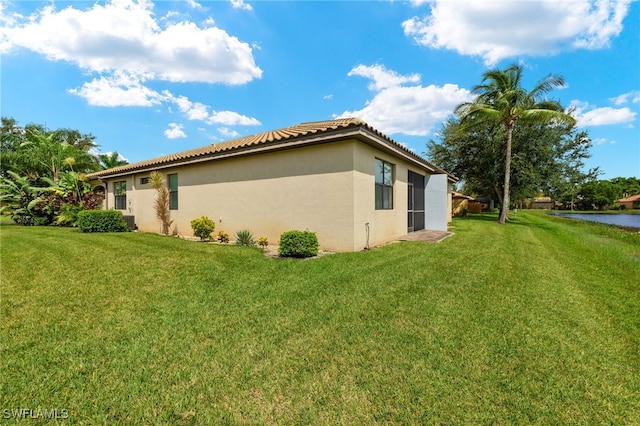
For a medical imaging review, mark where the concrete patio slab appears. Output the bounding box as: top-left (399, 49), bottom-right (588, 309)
top-left (398, 229), bottom-right (454, 243)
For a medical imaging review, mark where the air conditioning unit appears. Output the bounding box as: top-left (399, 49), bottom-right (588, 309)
top-left (121, 215), bottom-right (137, 231)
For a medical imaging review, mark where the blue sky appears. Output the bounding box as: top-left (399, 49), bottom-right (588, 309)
top-left (1, 0), bottom-right (638, 179)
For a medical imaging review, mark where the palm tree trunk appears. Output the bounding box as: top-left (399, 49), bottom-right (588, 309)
top-left (498, 125), bottom-right (513, 224)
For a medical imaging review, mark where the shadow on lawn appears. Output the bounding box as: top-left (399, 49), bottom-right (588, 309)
top-left (456, 212), bottom-right (555, 231)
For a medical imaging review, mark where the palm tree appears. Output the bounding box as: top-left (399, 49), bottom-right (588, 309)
top-left (455, 64), bottom-right (576, 224)
top-left (98, 152), bottom-right (129, 170)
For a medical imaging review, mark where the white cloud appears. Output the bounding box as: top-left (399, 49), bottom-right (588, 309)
top-left (609, 90), bottom-right (640, 105)
top-left (403, 0), bottom-right (631, 66)
top-left (169, 95), bottom-right (211, 121)
top-left (593, 137), bottom-right (616, 145)
top-left (338, 64), bottom-right (472, 136)
top-left (164, 93), bottom-right (261, 126)
top-left (185, 0), bottom-right (204, 9)
top-left (1, 0), bottom-right (262, 84)
top-left (67, 72), bottom-right (261, 130)
top-left (69, 71), bottom-right (164, 107)
top-left (348, 64), bottom-right (420, 91)
top-left (164, 123), bottom-right (187, 139)
top-left (208, 111), bottom-right (261, 126)
top-left (230, 0), bottom-right (253, 12)
top-left (570, 100), bottom-right (637, 127)
top-left (218, 127), bottom-right (240, 138)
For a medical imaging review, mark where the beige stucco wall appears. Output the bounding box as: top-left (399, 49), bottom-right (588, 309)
top-left (352, 142), bottom-right (409, 249)
top-left (99, 138), bottom-right (450, 252)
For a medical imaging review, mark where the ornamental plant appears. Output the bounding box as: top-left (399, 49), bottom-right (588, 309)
top-left (216, 231), bottom-right (230, 243)
top-left (257, 237), bottom-right (269, 248)
top-left (278, 230), bottom-right (319, 258)
top-left (149, 171), bottom-right (173, 235)
top-left (235, 229), bottom-right (255, 247)
top-left (190, 216), bottom-right (216, 241)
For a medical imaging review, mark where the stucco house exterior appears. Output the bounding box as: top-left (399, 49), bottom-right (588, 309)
top-left (616, 194), bottom-right (640, 210)
top-left (87, 118), bottom-right (456, 252)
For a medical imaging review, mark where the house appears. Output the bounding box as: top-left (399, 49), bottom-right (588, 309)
top-left (616, 194), bottom-right (640, 210)
top-left (529, 196), bottom-right (555, 210)
top-left (470, 196), bottom-right (494, 213)
top-left (87, 118), bottom-right (456, 252)
top-left (451, 192), bottom-right (474, 217)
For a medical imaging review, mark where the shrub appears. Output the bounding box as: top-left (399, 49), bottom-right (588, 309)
top-left (235, 229), bottom-right (255, 247)
top-left (149, 171), bottom-right (173, 235)
top-left (190, 216), bottom-right (216, 241)
top-left (257, 237), bottom-right (269, 248)
top-left (278, 230), bottom-right (319, 258)
top-left (77, 210), bottom-right (129, 233)
top-left (56, 204), bottom-right (84, 227)
top-left (216, 231), bottom-right (230, 243)
top-left (33, 217), bottom-right (50, 227)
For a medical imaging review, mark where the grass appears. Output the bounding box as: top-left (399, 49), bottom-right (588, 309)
top-left (1, 212), bottom-right (639, 424)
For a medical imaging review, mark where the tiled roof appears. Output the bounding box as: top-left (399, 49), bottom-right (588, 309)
top-left (617, 194), bottom-right (640, 202)
top-left (452, 192), bottom-right (474, 200)
top-left (88, 117), bottom-right (452, 179)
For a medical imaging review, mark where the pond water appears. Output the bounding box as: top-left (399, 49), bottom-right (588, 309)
top-left (550, 213), bottom-right (640, 229)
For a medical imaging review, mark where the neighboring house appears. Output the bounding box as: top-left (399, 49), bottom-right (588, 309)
top-left (528, 196), bottom-right (555, 210)
top-left (471, 196), bottom-right (494, 213)
top-left (451, 192), bottom-right (474, 217)
top-left (616, 194), bottom-right (640, 209)
top-left (87, 118), bottom-right (457, 252)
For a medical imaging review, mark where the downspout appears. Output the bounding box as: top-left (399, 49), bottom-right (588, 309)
top-left (364, 222), bottom-right (370, 250)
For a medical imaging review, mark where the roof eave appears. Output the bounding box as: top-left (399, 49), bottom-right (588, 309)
top-left (88, 122), bottom-right (458, 182)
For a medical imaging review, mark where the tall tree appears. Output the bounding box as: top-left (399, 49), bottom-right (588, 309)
top-left (455, 64), bottom-right (576, 223)
top-left (1, 117), bottom-right (101, 181)
top-left (427, 117), bottom-right (592, 207)
top-left (547, 131), bottom-right (600, 211)
top-left (98, 152), bottom-right (129, 170)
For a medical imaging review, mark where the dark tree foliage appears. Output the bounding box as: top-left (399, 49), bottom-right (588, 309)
top-left (1, 117), bottom-right (115, 225)
top-left (454, 64), bottom-right (575, 223)
top-left (1, 117), bottom-right (100, 180)
top-left (577, 177), bottom-right (640, 210)
top-left (426, 117), bottom-right (596, 207)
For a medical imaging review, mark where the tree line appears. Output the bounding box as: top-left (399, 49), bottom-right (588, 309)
top-left (426, 64), bottom-right (637, 214)
top-left (0, 117), bottom-right (128, 226)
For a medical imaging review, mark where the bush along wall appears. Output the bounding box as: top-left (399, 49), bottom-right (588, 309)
top-left (190, 216), bottom-right (216, 241)
top-left (77, 210), bottom-right (130, 233)
top-left (278, 230), bottom-right (319, 258)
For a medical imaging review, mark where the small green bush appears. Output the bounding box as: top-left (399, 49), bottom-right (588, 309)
top-left (278, 230), bottom-right (319, 258)
top-left (190, 216), bottom-right (216, 241)
top-left (235, 229), bottom-right (255, 247)
top-left (77, 210), bottom-right (129, 233)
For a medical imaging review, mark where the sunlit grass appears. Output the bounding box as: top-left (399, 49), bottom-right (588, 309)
top-left (1, 212), bottom-right (638, 424)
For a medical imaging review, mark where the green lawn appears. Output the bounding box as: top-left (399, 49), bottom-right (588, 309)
top-left (1, 212), bottom-right (639, 424)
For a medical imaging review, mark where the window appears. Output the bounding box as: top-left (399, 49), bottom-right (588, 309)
top-left (140, 177), bottom-right (150, 185)
top-left (168, 174), bottom-right (178, 210)
top-left (114, 181), bottom-right (127, 210)
top-left (375, 159), bottom-right (393, 209)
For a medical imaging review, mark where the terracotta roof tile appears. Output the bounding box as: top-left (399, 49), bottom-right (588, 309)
top-left (617, 194), bottom-right (640, 203)
top-left (88, 117), bottom-right (452, 179)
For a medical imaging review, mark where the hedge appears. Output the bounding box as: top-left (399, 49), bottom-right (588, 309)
top-left (77, 210), bottom-right (129, 233)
